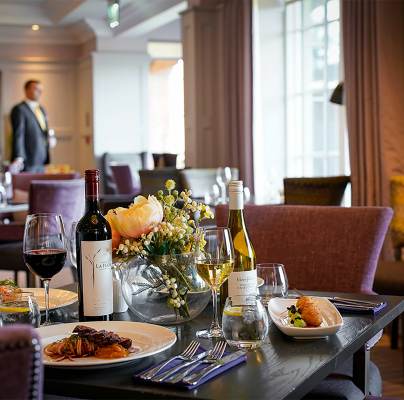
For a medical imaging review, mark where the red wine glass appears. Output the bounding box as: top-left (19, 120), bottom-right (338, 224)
top-left (23, 213), bottom-right (67, 325)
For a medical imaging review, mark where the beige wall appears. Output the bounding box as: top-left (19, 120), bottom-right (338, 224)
top-left (0, 42), bottom-right (88, 172)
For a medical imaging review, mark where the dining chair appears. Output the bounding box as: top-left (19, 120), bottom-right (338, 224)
top-left (283, 176), bottom-right (350, 206)
top-left (12, 172), bottom-right (80, 203)
top-left (139, 169), bottom-right (184, 196)
top-left (0, 324), bottom-right (43, 400)
top-left (110, 164), bottom-right (141, 196)
top-left (216, 204), bottom-right (392, 399)
top-left (152, 153), bottom-right (178, 168)
top-left (101, 152), bottom-right (147, 194)
top-left (0, 179), bottom-right (85, 287)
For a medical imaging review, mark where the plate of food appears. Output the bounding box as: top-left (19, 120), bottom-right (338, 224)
top-left (0, 280), bottom-right (77, 311)
top-left (38, 321), bottom-right (177, 368)
top-left (268, 296), bottom-right (343, 339)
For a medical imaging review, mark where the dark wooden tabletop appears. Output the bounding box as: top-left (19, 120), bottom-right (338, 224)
top-left (44, 288), bottom-right (404, 400)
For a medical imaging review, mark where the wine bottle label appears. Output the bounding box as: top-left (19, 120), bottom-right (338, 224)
top-left (81, 240), bottom-right (113, 316)
top-left (228, 270), bottom-right (257, 303)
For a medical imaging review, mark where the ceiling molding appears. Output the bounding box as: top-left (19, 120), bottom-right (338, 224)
top-left (114, 0), bottom-right (186, 38)
top-left (43, 0), bottom-right (86, 24)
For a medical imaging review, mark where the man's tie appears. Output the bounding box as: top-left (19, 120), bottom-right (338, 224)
top-left (34, 105), bottom-right (47, 131)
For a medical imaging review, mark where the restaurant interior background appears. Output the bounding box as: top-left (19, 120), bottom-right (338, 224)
top-left (0, 0), bottom-right (403, 397)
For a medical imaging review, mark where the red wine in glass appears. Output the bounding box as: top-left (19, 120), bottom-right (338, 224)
top-left (24, 249), bottom-right (67, 279)
top-left (23, 213), bottom-right (67, 325)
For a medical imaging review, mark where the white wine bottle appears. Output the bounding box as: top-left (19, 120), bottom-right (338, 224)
top-left (221, 181), bottom-right (256, 306)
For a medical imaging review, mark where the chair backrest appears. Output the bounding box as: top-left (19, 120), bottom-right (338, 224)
top-left (180, 168), bottom-right (240, 198)
top-left (139, 168), bottom-right (183, 196)
top-left (0, 324), bottom-right (43, 400)
top-left (283, 176), bottom-right (350, 206)
top-left (29, 179), bottom-right (85, 234)
top-left (110, 165), bottom-right (138, 195)
top-left (152, 153), bottom-right (178, 168)
top-left (101, 152), bottom-right (147, 194)
top-left (216, 205), bottom-right (392, 293)
top-left (12, 172), bottom-right (80, 194)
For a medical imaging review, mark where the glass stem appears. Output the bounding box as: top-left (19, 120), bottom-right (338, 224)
top-left (211, 287), bottom-right (220, 331)
top-left (43, 279), bottom-right (50, 325)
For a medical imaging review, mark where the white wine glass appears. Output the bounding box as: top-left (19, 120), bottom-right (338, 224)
top-left (195, 228), bottom-right (234, 338)
top-left (256, 263), bottom-right (288, 306)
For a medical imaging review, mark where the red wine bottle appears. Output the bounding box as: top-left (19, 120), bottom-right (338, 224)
top-left (76, 169), bottom-right (113, 321)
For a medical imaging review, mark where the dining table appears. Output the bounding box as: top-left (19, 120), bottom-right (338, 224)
top-left (43, 285), bottom-right (404, 400)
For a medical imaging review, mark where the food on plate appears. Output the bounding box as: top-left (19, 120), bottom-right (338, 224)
top-left (0, 280), bottom-right (22, 302)
top-left (44, 325), bottom-right (137, 361)
top-left (287, 296), bottom-right (323, 328)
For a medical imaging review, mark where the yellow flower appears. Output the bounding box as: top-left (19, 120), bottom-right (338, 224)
top-left (165, 179), bottom-right (176, 191)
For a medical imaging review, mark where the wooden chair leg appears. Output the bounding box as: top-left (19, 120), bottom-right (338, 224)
top-left (402, 314), bottom-right (404, 372)
top-left (14, 270), bottom-right (18, 284)
top-left (391, 317), bottom-right (399, 349)
top-left (27, 271), bottom-right (36, 287)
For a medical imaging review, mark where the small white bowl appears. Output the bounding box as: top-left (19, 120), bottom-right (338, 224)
top-left (268, 297), bottom-right (343, 339)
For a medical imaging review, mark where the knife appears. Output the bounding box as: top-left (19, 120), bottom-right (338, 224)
top-left (152, 350), bottom-right (210, 383)
top-left (183, 351), bottom-right (245, 386)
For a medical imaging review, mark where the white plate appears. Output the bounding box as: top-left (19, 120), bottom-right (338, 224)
top-left (37, 321), bottom-right (176, 368)
top-left (22, 288), bottom-right (77, 311)
top-left (268, 297), bottom-right (343, 339)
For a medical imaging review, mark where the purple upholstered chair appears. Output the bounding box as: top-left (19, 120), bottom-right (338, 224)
top-left (217, 204), bottom-right (392, 398)
top-left (29, 179), bottom-right (85, 232)
top-left (110, 164), bottom-right (140, 196)
top-left (216, 205), bottom-right (393, 294)
top-left (0, 325), bottom-right (43, 400)
top-left (0, 179), bottom-right (84, 286)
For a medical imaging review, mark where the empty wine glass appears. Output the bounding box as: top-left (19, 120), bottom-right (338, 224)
top-left (216, 168), bottom-right (226, 203)
top-left (257, 263), bottom-right (288, 306)
top-left (195, 228), bottom-right (234, 338)
top-left (23, 213), bottom-right (67, 325)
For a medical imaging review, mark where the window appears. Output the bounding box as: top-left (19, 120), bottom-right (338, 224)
top-left (253, 0), bottom-right (348, 203)
top-left (148, 41), bottom-right (185, 168)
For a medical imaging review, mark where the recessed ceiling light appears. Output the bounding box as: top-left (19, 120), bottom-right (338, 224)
top-left (32, 24), bottom-right (40, 31)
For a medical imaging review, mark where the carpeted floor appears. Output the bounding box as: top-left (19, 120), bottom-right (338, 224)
top-left (372, 333), bottom-right (404, 398)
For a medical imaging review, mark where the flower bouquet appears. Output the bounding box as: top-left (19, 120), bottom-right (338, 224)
top-left (106, 180), bottom-right (214, 324)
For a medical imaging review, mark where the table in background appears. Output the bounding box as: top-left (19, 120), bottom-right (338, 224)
top-left (0, 202), bottom-right (28, 214)
top-left (44, 288), bottom-right (404, 400)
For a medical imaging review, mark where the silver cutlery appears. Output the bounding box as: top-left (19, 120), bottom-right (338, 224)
top-left (152, 350), bottom-right (210, 383)
top-left (139, 340), bottom-right (200, 380)
top-left (183, 350), bottom-right (245, 386)
top-left (328, 297), bottom-right (384, 307)
top-left (163, 341), bottom-right (227, 384)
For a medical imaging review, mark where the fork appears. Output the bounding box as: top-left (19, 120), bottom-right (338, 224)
top-left (139, 340), bottom-right (200, 380)
top-left (164, 341), bottom-right (227, 384)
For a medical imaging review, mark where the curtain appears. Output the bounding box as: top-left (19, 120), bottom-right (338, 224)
top-left (182, 0), bottom-right (254, 190)
top-left (221, 0), bottom-right (254, 191)
top-left (342, 0), bottom-right (404, 206)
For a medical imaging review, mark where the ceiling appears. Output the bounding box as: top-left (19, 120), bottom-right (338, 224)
top-left (0, 0), bottom-right (185, 44)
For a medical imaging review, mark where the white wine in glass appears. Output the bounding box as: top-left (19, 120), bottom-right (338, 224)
top-left (195, 228), bottom-right (234, 339)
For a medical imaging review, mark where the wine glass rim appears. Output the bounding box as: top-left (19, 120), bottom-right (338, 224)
top-left (256, 263), bottom-right (285, 268)
top-left (202, 226), bottom-right (230, 233)
top-left (27, 212), bottom-right (62, 218)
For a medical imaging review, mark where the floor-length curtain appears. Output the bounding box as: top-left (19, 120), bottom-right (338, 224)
top-left (342, 0), bottom-right (404, 206)
top-left (182, 0), bottom-right (254, 191)
top-left (221, 0), bottom-right (254, 191)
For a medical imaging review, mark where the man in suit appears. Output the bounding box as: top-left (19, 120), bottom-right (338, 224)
top-left (10, 80), bottom-right (50, 172)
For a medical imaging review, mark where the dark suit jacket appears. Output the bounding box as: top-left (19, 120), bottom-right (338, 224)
top-left (11, 102), bottom-right (50, 171)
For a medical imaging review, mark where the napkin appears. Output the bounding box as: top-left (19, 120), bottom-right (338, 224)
top-left (334, 301), bottom-right (387, 314)
top-left (133, 346), bottom-right (247, 389)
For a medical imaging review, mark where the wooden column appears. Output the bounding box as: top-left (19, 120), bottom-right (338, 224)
top-left (181, 3), bottom-right (226, 168)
